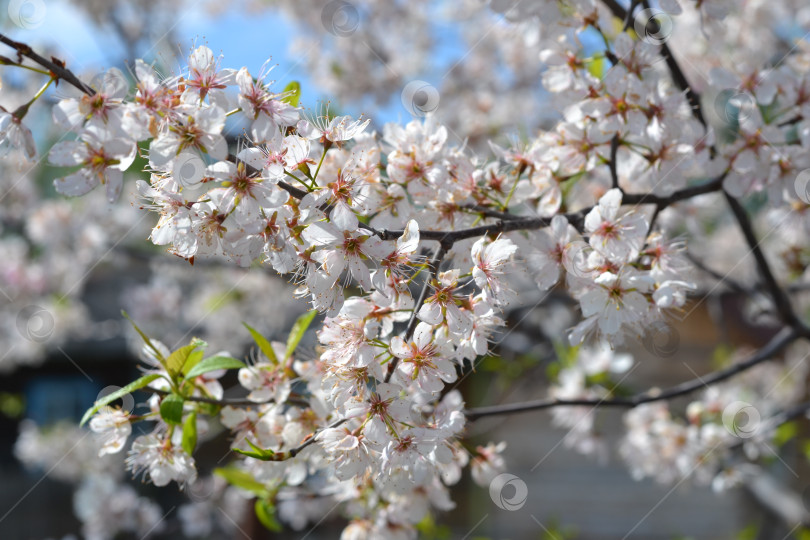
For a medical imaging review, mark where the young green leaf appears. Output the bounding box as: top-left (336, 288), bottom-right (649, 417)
top-left (80, 373), bottom-right (162, 426)
top-left (281, 80), bottom-right (300, 107)
top-left (255, 498), bottom-right (282, 532)
top-left (166, 340), bottom-right (204, 377)
top-left (181, 348), bottom-right (206, 376)
top-left (585, 55), bottom-right (605, 79)
top-left (243, 323), bottom-right (278, 364)
top-left (286, 310), bottom-right (317, 358)
top-left (121, 310), bottom-right (165, 362)
top-left (182, 411), bottom-right (197, 455)
top-left (232, 438), bottom-right (279, 461)
top-left (213, 467), bottom-right (268, 496)
top-left (184, 356), bottom-right (246, 380)
top-left (159, 393), bottom-right (185, 425)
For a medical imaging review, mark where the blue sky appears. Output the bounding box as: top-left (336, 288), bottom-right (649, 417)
top-left (2, 0), bottom-right (461, 125)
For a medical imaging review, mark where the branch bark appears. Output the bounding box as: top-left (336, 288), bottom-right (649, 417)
top-left (384, 243), bottom-right (449, 382)
top-left (465, 327), bottom-right (798, 420)
top-left (0, 33), bottom-right (95, 95)
top-left (724, 192), bottom-right (807, 333)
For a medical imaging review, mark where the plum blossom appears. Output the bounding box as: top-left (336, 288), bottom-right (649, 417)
top-left (185, 45), bottom-right (236, 101)
top-left (148, 105), bottom-right (227, 168)
top-left (320, 423), bottom-right (373, 480)
top-left (584, 188), bottom-right (649, 264)
top-left (236, 65), bottom-right (299, 142)
top-left (303, 222), bottom-right (388, 291)
top-left (50, 124), bottom-right (136, 202)
top-left (0, 109), bottom-right (36, 160)
top-left (88, 407), bottom-right (131, 456)
top-left (569, 270), bottom-right (653, 344)
top-left (390, 322), bottom-right (457, 394)
top-left (417, 269), bottom-right (473, 336)
top-left (126, 433), bottom-right (197, 487)
top-left (471, 236), bottom-right (517, 305)
top-left (297, 114), bottom-right (370, 146)
top-left (470, 441), bottom-right (507, 486)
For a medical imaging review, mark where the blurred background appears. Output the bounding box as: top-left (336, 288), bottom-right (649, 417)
top-left (1, 0), bottom-right (809, 539)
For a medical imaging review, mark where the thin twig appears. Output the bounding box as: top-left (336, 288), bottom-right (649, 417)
top-left (465, 327), bottom-right (798, 419)
top-left (724, 192), bottom-right (807, 332)
top-left (384, 243), bottom-right (449, 383)
top-left (609, 134), bottom-right (620, 189)
top-left (0, 33), bottom-right (95, 95)
top-left (288, 418), bottom-right (346, 458)
top-left (686, 251), bottom-right (750, 294)
top-left (152, 388), bottom-right (310, 408)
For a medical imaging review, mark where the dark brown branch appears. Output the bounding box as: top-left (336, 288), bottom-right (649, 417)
top-left (599, 0), bottom-right (627, 19)
top-left (609, 134), bottom-right (620, 189)
top-left (724, 192), bottom-right (806, 332)
top-left (288, 418), bottom-right (346, 458)
top-left (460, 204), bottom-right (524, 221)
top-left (3, 37), bottom-right (726, 255)
top-left (236, 418), bottom-right (347, 461)
top-left (737, 401), bottom-right (810, 528)
top-left (373, 175), bottom-right (724, 245)
top-left (0, 33), bottom-right (95, 95)
top-left (640, 0), bottom-right (707, 127)
top-left (598, 0), bottom-right (707, 128)
top-left (686, 251), bottom-right (750, 295)
top-left (622, 0), bottom-right (639, 31)
top-left (621, 173), bottom-right (725, 208)
top-left (464, 327), bottom-right (798, 420)
top-left (745, 467), bottom-right (810, 529)
top-left (384, 243), bottom-right (449, 382)
top-left (152, 388), bottom-right (310, 408)
top-left (659, 42), bottom-right (706, 127)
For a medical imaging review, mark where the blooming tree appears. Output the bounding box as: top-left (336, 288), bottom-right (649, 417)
top-left (3, 0), bottom-right (810, 537)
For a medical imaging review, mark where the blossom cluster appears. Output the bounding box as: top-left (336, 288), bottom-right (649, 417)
top-left (51, 39), bottom-right (700, 537)
top-left (4, 0), bottom-right (810, 537)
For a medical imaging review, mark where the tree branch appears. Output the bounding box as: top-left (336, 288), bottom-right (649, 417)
top-left (384, 243), bottom-right (449, 382)
top-left (0, 32), bottom-right (95, 95)
top-left (744, 468), bottom-right (810, 529)
top-left (464, 326), bottom-right (798, 420)
top-left (288, 418), bottom-right (346, 458)
top-left (724, 192), bottom-right (807, 332)
top-left (3, 37), bottom-right (727, 256)
top-left (460, 204), bottom-right (524, 221)
top-left (609, 134), bottom-right (620, 189)
top-left (152, 388), bottom-right (310, 408)
top-left (686, 251), bottom-right (750, 295)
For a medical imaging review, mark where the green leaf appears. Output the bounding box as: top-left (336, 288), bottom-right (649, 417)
top-left (735, 523), bottom-right (759, 540)
top-left (773, 421), bottom-right (798, 447)
top-left (416, 514), bottom-right (452, 539)
top-left (198, 401), bottom-right (221, 417)
top-left (122, 310), bottom-right (164, 362)
top-left (243, 323), bottom-right (278, 364)
top-left (0, 392), bottom-right (25, 419)
top-left (552, 341), bottom-right (580, 368)
top-left (286, 310), bottom-right (317, 358)
top-left (280, 80), bottom-right (300, 107)
top-left (181, 348), bottom-right (205, 376)
top-left (160, 393), bottom-right (185, 425)
top-left (184, 356), bottom-right (246, 380)
top-left (182, 411), bottom-right (197, 455)
top-left (80, 373), bottom-right (162, 426)
top-left (214, 467), bottom-right (267, 496)
top-left (255, 498), bottom-right (282, 532)
top-left (585, 55), bottom-right (605, 79)
top-left (166, 340), bottom-right (205, 377)
top-left (233, 438), bottom-right (278, 461)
